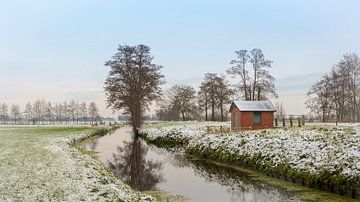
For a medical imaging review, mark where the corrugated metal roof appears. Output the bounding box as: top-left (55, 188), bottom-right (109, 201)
top-left (230, 101), bottom-right (276, 112)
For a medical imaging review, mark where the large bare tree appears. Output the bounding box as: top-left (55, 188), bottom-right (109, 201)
top-left (227, 48), bottom-right (277, 100)
top-left (105, 44), bottom-right (164, 134)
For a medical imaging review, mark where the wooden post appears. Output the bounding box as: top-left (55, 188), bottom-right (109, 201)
top-left (298, 118), bottom-right (301, 127)
top-left (282, 118), bottom-right (285, 127)
top-left (220, 126), bottom-right (223, 134)
top-left (275, 118), bottom-right (278, 127)
top-left (290, 118), bottom-right (293, 127)
top-left (207, 126), bottom-right (209, 133)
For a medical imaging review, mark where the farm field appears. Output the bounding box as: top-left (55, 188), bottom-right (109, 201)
top-left (0, 126), bottom-right (152, 201)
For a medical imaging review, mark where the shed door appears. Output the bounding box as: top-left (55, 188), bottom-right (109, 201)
top-left (234, 112), bottom-right (239, 129)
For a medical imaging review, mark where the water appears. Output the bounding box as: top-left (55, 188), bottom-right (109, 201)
top-left (82, 127), bottom-right (300, 202)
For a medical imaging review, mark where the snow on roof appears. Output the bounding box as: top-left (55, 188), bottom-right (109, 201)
top-left (230, 100), bottom-right (276, 112)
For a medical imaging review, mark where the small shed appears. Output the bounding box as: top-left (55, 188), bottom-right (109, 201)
top-left (229, 100), bottom-right (276, 130)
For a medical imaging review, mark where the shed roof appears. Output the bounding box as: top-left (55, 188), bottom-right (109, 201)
top-left (229, 101), bottom-right (276, 112)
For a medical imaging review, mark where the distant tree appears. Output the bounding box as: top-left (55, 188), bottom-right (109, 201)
top-left (88, 102), bottom-right (99, 124)
top-left (274, 101), bottom-right (285, 119)
top-left (63, 101), bottom-right (69, 124)
top-left (199, 73), bottom-right (233, 121)
top-left (306, 74), bottom-right (333, 122)
top-left (306, 53), bottom-right (360, 122)
top-left (53, 103), bottom-right (63, 124)
top-left (79, 102), bottom-right (88, 124)
top-left (227, 48), bottom-right (277, 100)
top-left (0, 103), bottom-right (8, 124)
top-left (10, 104), bottom-right (20, 124)
top-left (155, 99), bottom-right (179, 121)
top-left (44, 102), bottom-right (53, 124)
top-left (214, 74), bottom-right (233, 121)
top-left (69, 100), bottom-right (77, 124)
top-left (200, 73), bottom-right (218, 121)
top-left (104, 44), bottom-right (164, 134)
top-left (24, 102), bottom-right (33, 124)
top-left (32, 99), bottom-right (42, 124)
top-left (197, 84), bottom-right (210, 121)
top-left (168, 85), bottom-right (197, 121)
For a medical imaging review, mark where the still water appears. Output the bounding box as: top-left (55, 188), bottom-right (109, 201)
top-left (82, 127), bottom-right (300, 202)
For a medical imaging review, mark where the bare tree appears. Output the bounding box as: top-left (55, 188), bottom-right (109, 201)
top-left (44, 102), bottom-right (53, 124)
top-left (104, 44), bottom-right (164, 134)
top-left (24, 102), bottom-right (33, 124)
top-left (0, 103), bottom-right (8, 124)
top-left (168, 85), bottom-right (197, 121)
top-left (199, 73), bottom-right (233, 121)
top-left (306, 74), bottom-right (334, 122)
top-left (69, 100), bottom-right (77, 124)
top-left (32, 99), bottom-right (42, 124)
top-left (197, 84), bottom-right (210, 121)
top-left (88, 102), bottom-right (99, 125)
top-left (10, 105), bottom-right (20, 124)
top-left (227, 50), bottom-right (250, 100)
top-left (306, 53), bottom-right (360, 122)
top-left (275, 101), bottom-right (285, 119)
top-left (227, 48), bottom-right (277, 100)
top-left (214, 75), bottom-right (233, 121)
top-left (79, 102), bottom-right (88, 124)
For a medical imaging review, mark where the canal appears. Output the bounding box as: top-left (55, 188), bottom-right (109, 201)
top-left (82, 126), bottom-right (303, 201)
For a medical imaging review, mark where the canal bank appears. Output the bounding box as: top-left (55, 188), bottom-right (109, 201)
top-left (80, 125), bottom-right (359, 201)
top-left (140, 122), bottom-right (360, 201)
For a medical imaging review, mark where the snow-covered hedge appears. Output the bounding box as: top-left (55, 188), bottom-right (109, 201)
top-left (140, 124), bottom-right (360, 198)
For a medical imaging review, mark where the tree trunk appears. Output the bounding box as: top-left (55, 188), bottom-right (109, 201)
top-left (211, 100), bottom-right (215, 121)
top-left (205, 105), bottom-right (208, 121)
top-left (181, 111), bottom-right (185, 121)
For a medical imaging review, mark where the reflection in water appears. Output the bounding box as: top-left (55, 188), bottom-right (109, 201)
top-left (189, 160), bottom-right (299, 202)
top-left (107, 135), bottom-right (164, 191)
top-left (88, 139), bottom-right (98, 151)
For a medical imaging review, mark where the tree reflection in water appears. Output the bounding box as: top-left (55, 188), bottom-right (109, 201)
top-left (190, 160), bottom-right (296, 201)
top-left (107, 134), bottom-right (164, 191)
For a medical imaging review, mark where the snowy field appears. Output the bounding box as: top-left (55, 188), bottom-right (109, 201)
top-left (0, 126), bottom-right (153, 201)
top-left (141, 122), bottom-right (360, 179)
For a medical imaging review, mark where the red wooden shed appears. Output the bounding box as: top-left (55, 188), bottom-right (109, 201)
top-left (229, 101), bottom-right (276, 130)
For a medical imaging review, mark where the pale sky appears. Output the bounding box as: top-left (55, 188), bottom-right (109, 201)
top-left (1, 0), bottom-right (360, 117)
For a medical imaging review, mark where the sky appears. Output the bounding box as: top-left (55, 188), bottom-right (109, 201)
top-left (1, 0), bottom-right (360, 117)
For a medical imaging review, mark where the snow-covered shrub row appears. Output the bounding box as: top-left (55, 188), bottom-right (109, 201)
top-left (141, 124), bottom-right (360, 197)
top-left (140, 121), bottom-right (228, 147)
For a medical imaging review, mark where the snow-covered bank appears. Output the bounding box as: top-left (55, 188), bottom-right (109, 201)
top-left (0, 127), bottom-right (153, 201)
top-left (140, 123), bottom-right (360, 198)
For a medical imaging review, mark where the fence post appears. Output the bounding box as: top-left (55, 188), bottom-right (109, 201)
top-left (220, 126), bottom-right (223, 134)
top-left (298, 118), bottom-right (301, 127)
top-left (207, 126), bottom-right (209, 133)
top-left (282, 118), bottom-right (285, 127)
top-left (275, 118), bottom-right (278, 127)
top-left (290, 118), bottom-right (293, 127)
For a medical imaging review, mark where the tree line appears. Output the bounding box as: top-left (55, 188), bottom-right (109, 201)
top-left (306, 53), bottom-right (360, 122)
top-left (0, 99), bottom-right (100, 125)
top-left (104, 44), bottom-right (277, 133)
top-left (155, 48), bottom-right (277, 121)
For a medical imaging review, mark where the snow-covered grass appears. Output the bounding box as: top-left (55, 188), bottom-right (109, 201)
top-left (0, 126), bottom-right (153, 201)
top-left (140, 122), bottom-right (360, 198)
